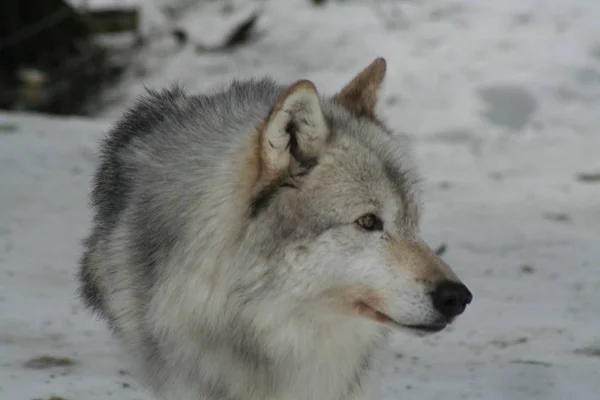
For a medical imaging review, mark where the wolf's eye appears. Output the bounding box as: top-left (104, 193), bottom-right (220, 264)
top-left (355, 214), bottom-right (383, 231)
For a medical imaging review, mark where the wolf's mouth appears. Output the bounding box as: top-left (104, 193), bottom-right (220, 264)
top-left (357, 302), bottom-right (447, 333)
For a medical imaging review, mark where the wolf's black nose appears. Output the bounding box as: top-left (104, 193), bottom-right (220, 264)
top-left (431, 281), bottom-right (472, 320)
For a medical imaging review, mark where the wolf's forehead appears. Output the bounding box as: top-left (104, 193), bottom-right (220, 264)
top-left (320, 142), bottom-right (388, 184)
top-left (320, 133), bottom-right (420, 226)
top-left (317, 101), bottom-right (420, 221)
top-left (308, 155), bottom-right (419, 231)
top-left (326, 131), bottom-right (406, 183)
top-left (318, 143), bottom-right (412, 200)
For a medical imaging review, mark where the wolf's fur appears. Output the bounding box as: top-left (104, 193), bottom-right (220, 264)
top-left (78, 58), bottom-right (472, 400)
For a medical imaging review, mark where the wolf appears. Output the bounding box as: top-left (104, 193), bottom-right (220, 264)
top-left (78, 57), bottom-right (472, 400)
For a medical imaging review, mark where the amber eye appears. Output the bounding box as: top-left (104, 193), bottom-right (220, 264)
top-left (355, 214), bottom-right (383, 232)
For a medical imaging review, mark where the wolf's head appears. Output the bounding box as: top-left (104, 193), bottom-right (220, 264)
top-left (237, 58), bottom-right (472, 336)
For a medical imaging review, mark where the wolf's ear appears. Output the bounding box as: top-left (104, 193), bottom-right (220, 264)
top-left (258, 80), bottom-right (328, 177)
top-left (334, 57), bottom-right (387, 118)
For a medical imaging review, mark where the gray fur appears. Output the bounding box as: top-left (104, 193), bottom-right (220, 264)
top-left (78, 63), bottom-right (471, 400)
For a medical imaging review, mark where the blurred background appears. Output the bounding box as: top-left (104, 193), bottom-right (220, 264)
top-left (1, 0), bottom-right (599, 399)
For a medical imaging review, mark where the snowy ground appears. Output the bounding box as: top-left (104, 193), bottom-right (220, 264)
top-left (2, 0), bottom-right (600, 399)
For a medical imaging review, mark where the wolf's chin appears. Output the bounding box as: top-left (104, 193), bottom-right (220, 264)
top-left (357, 302), bottom-right (447, 335)
top-left (378, 313), bottom-right (447, 335)
top-left (397, 322), bottom-right (447, 334)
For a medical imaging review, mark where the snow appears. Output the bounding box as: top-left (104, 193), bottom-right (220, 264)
top-left (1, 0), bottom-right (600, 399)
